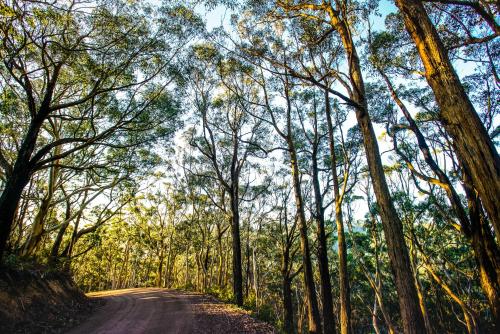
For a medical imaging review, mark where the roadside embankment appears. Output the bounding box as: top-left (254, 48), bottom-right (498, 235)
top-left (0, 267), bottom-right (97, 333)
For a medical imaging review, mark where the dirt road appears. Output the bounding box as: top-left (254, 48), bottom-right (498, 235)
top-left (66, 288), bottom-right (275, 334)
top-left (66, 288), bottom-right (192, 334)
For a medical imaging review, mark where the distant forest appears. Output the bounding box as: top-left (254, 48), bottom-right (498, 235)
top-left (0, 1), bottom-right (498, 333)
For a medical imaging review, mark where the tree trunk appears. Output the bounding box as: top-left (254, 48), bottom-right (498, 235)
top-left (50, 220), bottom-right (70, 263)
top-left (394, 0), bottom-right (500, 240)
top-left (185, 243), bottom-right (190, 287)
top-left (325, 89), bottom-right (351, 334)
top-left (409, 228), bottom-right (433, 334)
top-left (224, 235), bottom-right (230, 288)
top-left (469, 220), bottom-right (500, 331)
top-left (462, 167), bottom-right (500, 328)
top-left (157, 254), bottom-right (164, 288)
top-left (311, 140), bottom-right (336, 334)
top-left (281, 200), bottom-right (297, 334)
top-left (230, 186), bottom-right (244, 306)
top-left (49, 196), bottom-right (72, 265)
top-left (297, 290), bottom-right (307, 334)
top-left (283, 276), bottom-right (295, 334)
top-left (0, 169), bottom-right (32, 262)
top-left (22, 141), bottom-right (61, 258)
top-left (217, 227), bottom-right (224, 287)
top-left (280, 75), bottom-right (322, 333)
top-left (372, 297), bottom-right (381, 334)
top-left (0, 104), bottom-right (50, 263)
top-left (289, 139), bottom-right (321, 334)
top-left (11, 181), bottom-right (33, 251)
top-left (252, 247), bottom-right (258, 309)
top-left (246, 222), bottom-right (251, 298)
top-left (60, 205), bottom-right (85, 272)
top-left (202, 244), bottom-right (210, 291)
top-left (327, 11), bottom-right (427, 332)
top-left (21, 195), bottom-right (51, 257)
top-left (357, 108), bottom-right (425, 333)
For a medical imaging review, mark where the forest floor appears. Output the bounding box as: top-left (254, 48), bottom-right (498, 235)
top-left (66, 288), bottom-right (276, 334)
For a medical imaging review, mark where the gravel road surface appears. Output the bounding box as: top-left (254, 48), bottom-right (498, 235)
top-left (66, 288), bottom-right (274, 334)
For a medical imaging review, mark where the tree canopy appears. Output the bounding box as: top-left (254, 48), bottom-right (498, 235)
top-left (0, 1), bottom-right (498, 333)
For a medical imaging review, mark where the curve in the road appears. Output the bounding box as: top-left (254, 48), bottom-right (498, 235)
top-left (66, 288), bottom-right (193, 334)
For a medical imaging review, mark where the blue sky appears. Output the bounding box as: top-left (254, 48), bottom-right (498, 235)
top-left (200, 0), bottom-right (399, 31)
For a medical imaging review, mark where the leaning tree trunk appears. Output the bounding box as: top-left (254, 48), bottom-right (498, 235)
top-left (328, 12), bottom-right (427, 333)
top-left (394, 0), bottom-right (500, 240)
top-left (49, 195), bottom-right (72, 265)
top-left (353, 75), bottom-right (426, 334)
top-left (20, 195), bottom-right (51, 257)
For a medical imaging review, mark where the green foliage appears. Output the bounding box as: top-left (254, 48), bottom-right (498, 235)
top-left (3, 1), bottom-right (498, 333)
top-left (206, 286), bottom-right (234, 302)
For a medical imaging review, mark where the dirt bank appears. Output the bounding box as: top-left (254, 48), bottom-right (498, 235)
top-left (0, 268), bottom-right (97, 333)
